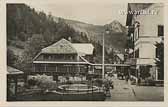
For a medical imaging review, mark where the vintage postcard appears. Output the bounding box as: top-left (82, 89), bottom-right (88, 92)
top-left (0, 0), bottom-right (167, 107)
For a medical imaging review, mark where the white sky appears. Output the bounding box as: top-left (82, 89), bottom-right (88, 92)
top-left (27, 1), bottom-right (127, 25)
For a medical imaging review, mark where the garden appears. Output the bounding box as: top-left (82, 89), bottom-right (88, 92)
top-left (8, 74), bottom-right (111, 101)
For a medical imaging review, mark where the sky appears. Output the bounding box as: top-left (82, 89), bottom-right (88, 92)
top-left (28, 1), bottom-right (127, 25)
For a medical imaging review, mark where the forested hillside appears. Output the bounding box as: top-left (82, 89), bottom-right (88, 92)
top-left (7, 3), bottom-right (128, 73)
top-left (7, 4), bottom-right (104, 72)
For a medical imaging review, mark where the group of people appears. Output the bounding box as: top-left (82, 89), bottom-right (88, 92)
top-left (103, 75), bottom-right (114, 96)
top-left (102, 73), bottom-right (131, 96)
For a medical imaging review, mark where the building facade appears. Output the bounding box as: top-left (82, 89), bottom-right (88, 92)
top-left (126, 3), bottom-right (164, 81)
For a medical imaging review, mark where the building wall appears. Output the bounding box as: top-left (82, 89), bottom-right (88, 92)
top-left (33, 63), bottom-right (87, 74)
top-left (135, 4), bottom-right (163, 37)
top-left (133, 3), bottom-right (163, 65)
top-left (135, 43), bottom-right (155, 58)
top-left (35, 53), bottom-right (78, 61)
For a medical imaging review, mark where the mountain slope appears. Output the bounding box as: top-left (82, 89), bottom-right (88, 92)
top-left (104, 20), bottom-right (127, 33)
top-left (62, 18), bottom-right (104, 42)
top-left (61, 18), bottom-right (127, 53)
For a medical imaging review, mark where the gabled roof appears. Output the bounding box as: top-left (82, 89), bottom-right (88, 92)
top-left (33, 38), bottom-right (94, 61)
top-left (128, 3), bottom-right (153, 11)
top-left (72, 43), bottom-right (94, 55)
top-left (126, 3), bottom-right (153, 26)
top-left (41, 38), bottom-right (77, 54)
top-left (7, 66), bottom-right (24, 75)
top-left (38, 39), bottom-right (94, 55)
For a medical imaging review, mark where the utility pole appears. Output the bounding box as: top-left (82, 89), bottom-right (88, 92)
top-left (102, 29), bottom-right (109, 79)
top-left (102, 33), bottom-right (105, 79)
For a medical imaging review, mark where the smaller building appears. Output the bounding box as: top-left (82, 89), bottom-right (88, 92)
top-left (7, 66), bottom-right (24, 100)
top-left (72, 43), bottom-right (94, 63)
top-left (114, 53), bottom-right (124, 64)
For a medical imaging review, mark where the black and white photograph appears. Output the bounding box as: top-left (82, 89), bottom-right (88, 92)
top-left (6, 1), bottom-right (164, 102)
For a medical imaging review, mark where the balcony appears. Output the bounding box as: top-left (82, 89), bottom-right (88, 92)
top-left (135, 36), bottom-right (162, 47)
top-left (125, 58), bottom-right (156, 65)
top-left (125, 58), bottom-right (136, 65)
top-left (136, 58), bottom-right (156, 65)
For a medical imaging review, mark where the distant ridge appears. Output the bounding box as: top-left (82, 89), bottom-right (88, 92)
top-left (56, 17), bottom-right (127, 53)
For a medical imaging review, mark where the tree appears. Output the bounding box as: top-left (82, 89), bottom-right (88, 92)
top-left (140, 66), bottom-right (151, 79)
top-left (7, 49), bottom-right (18, 66)
top-left (21, 34), bottom-right (47, 72)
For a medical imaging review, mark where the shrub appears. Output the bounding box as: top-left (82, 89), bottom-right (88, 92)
top-left (27, 74), bottom-right (57, 92)
top-left (27, 78), bottom-right (37, 86)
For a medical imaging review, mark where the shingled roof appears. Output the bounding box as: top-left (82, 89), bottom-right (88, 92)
top-left (41, 38), bottom-right (77, 54)
top-left (126, 3), bottom-right (153, 26)
top-left (33, 38), bottom-right (94, 61)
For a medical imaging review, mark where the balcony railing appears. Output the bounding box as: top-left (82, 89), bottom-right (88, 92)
top-left (125, 58), bottom-right (156, 65)
top-left (135, 36), bottom-right (162, 46)
top-left (125, 58), bottom-right (136, 65)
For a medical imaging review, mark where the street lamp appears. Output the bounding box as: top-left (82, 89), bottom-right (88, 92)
top-left (102, 29), bottom-right (110, 79)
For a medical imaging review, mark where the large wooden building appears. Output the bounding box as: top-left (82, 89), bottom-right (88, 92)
top-left (32, 38), bottom-right (94, 78)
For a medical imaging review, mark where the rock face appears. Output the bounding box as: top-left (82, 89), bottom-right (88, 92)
top-left (104, 20), bottom-right (127, 33)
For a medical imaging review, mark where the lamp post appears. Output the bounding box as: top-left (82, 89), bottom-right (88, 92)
top-left (102, 29), bottom-right (110, 79)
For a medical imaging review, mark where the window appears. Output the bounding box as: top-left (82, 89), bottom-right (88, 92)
top-left (158, 25), bottom-right (164, 36)
top-left (135, 49), bottom-right (139, 58)
top-left (156, 47), bottom-right (159, 58)
top-left (156, 44), bottom-right (163, 58)
top-left (44, 54), bottom-right (49, 60)
top-left (137, 27), bottom-right (140, 39)
top-left (134, 22), bottom-right (140, 41)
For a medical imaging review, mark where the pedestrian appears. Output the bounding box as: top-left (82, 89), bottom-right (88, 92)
top-left (104, 81), bottom-right (111, 97)
top-left (138, 77), bottom-right (141, 86)
top-left (121, 73), bottom-right (124, 80)
top-left (125, 75), bottom-right (129, 83)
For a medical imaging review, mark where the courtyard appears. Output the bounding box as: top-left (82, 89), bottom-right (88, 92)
top-left (106, 78), bottom-right (164, 101)
top-left (7, 72), bottom-right (164, 101)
